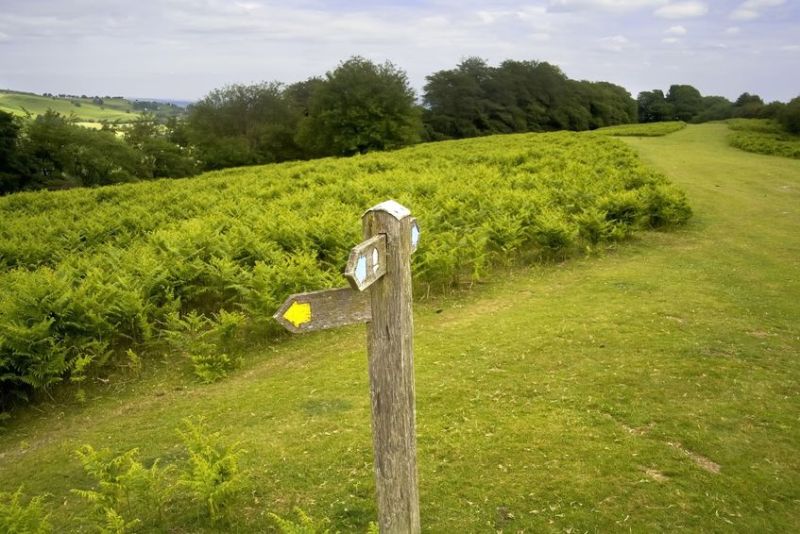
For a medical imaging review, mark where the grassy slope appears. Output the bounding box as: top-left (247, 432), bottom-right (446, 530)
top-left (0, 92), bottom-right (138, 122)
top-left (1, 123), bottom-right (799, 532)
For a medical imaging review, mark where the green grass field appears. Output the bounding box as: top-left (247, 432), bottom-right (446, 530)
top-left (0, 91), bottom-right (138, 123)
top-left (1, 123), bottom-right (799, 532)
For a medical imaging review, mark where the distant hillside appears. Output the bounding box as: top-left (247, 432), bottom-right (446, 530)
top-left (0, 89), bottom-right (186, 125)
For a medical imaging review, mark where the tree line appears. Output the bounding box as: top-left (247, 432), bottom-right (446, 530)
top-left (2, 55), bottom-right (798, 194)
top-left (637, 85), bottom-right (799, 128)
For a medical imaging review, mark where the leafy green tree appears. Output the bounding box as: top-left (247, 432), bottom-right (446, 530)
top-left (422, 57), bottom-right (495, 139)
top-left (779, 96), bottom-right (800, 134)
top-left (21, 111), bottom-right (143, 188)
top-left (187, 82), bottom-right (305, 169)
top-left (0, 111), bottom-right (25, 194)
top-left (297, 57), bottom-right (421, 156)
top-left (666, 84), bottom-right (703, 122)
top-left (284, 78), bottom-right (324, 120)
top-left (733, 92), bottom-right (765, 118)
top-left (125, 114), bottom-right (199, 179)
top-left (577, 81), bottom-right (636, 128)
top-left (759, 101), bottom-right (786, 120)
top-left (637, 90), bottom-right (674, 123)
top-left (423, 58), bottom-right (633, 139)
top-left (692, 95), bottom-right (733, 123)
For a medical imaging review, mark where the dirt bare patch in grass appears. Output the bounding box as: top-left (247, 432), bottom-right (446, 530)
top-left (668, 442), bottom-right (721, 474)
top-left (645, 468), bottom-right (669, 482)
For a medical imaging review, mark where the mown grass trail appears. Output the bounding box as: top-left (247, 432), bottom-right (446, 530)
top-left (1, 123), bottom-right (799, 532)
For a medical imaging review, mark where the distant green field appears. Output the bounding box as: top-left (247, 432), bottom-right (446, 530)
top-left (0, 91), bottom-right (138, 123)
top-left (0, 90), bottom-right (186, 126)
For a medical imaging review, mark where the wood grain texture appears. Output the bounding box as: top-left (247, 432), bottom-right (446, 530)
top-left (364, 202), bottom-right (421, 534)
top-left (272, 287), bottom-right (371, 333)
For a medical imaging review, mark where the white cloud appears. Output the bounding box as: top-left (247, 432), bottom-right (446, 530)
top-left (1, 0), bottom-right (799, 103)
top-left (731, 8), bottom-right (758, 20)
top-left (475, 7), bottom-right (549, 27)
top-left (548, 0), bottom-right (666, 12)
top-left (599, 34), bottom-right (632, 52)
top-left (730, 0), bottom-right (785, 20)
top-left (665, 25), bottom-right (687, 35)
top-left (654, 2), bottom-right (708, 19)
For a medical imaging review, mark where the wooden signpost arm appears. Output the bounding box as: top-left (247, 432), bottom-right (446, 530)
top-left (363, 201), bottom-right (421, 534)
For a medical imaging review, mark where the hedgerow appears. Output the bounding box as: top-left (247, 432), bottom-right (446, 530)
top-left (0, 131), bottom-right (691, 408)
top-left (593, 121), bottom-right (686, 137)
top-left (726, 119), bottom-right (800, 160)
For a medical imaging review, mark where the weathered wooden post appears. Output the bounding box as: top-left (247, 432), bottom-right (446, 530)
top-left (273, 200), bottom-right (421, 533)
top-left (361, 201), bottom-right (420, 534)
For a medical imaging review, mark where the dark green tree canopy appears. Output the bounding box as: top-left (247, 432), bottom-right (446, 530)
top-left (297, 56), bottom-right (421, 156)
top-left (779, 96), bottom-right (800, 134)
top-left (637, 90), bottom-right (674, 123)
top-left (666, 84), bottom-right (703, 122)
top-left (186, 82), bottom-right (306, 169)
top-left (423, 58), bottom-right (635, 139)
top-left (125, 114), bottom-right (199, 179)
top-left (733, 92), bottom-right (766, 118)
top-left (0, 110), bottom-right (25, 192)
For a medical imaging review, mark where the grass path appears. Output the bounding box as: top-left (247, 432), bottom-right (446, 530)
top-left (1, 123), bottom-right (799, 532)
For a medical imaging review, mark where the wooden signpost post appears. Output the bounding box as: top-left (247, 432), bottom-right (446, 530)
top-left (273, 200), bottom-right (422, 534)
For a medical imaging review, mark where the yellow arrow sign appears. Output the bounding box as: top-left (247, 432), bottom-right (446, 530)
top-left (273, 288), bottom-right (371, 333)
top-left (283, 300), bottom-right (311, 328)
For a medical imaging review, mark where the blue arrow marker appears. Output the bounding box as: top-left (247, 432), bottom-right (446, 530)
top-left (355, 255), bottom-right (368, 283)
top-left (411, 224), bottom-right (420, 250)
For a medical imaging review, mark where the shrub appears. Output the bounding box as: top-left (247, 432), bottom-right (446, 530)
top-left (0, 487), bottom-right (51, 534)
top-left (594, 121), bottom-right (686, 137)
top-left (72, 445), bottom-right (175, 531)
top-left (726, 119), bottom-right (800, 160)
top-left (177, 417), bottom-right (246, 522)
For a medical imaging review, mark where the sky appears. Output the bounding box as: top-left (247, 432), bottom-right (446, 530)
top-left (0, 0), bottom-right (798, 103)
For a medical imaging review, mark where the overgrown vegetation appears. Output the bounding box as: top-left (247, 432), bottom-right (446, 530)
top-left (2, 418), bottom-right (247, 532)
top-left (0, 131), bottom-right (691, 411)
top-left (594, 121), bottom-right (686, 137)
top-left (0, 487), bottom-right (51, 533)
top-left (727, 118), bottom-right (800, 159)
